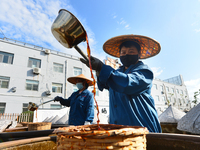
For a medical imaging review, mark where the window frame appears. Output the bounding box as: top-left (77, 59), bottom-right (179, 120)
top-left (28, 57), bottom-right (41, 68)
top-left (50, 104), bottom-right (62, 109)
top-left (73, 67), bottom-right (82, 76)
top-left (22, 103), bottom-right (29, 112)
top-left (53, 62), bottom-right (63, 73)
top-left (52, 83), bottom-right (63, 93)
top-left (0, 103), bottom-right (6, 114)
top-left (26, 79), bottom-right (39, 91)
top-left (0, 76), bottom-right (10, 89)
top-left (0, 51), bottom-right (14, 64)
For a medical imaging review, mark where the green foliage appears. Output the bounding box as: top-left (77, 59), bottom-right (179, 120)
top-left (22, 111), bottom-right (33, 114)
top-left (192, 89), bottom-right (200, 106)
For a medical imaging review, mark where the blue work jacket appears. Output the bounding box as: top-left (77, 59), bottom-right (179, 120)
top-left (60, 89), bottom-right (94, 126)
top-left (97, 61), bottom-right (161, 133)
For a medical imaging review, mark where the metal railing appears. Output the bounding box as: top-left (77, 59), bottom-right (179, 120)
top-left (0, 113), bottom-right (33, 122)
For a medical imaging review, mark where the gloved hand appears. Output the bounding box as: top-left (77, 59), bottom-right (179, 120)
top-left (80, 56), bottom-right (103, 72)
top-left (54, 96), bottom-right (64, 102)
top-left (84, 121), bottom-right (91, 125)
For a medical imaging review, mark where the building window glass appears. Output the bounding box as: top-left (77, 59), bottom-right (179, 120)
top-left (162, 96), bottom-right (165, 101)
top-left (28, 58), bottom-right (41, 68)
top-left (180, 90), bottom-right (183, 95)
top-left (73, 67), bottom-right (82, 76)
top-left (171, 88), bottom-right (174, 93)
top-left (53, 63), bottom-right (63, 73)
top-left (176, 89), bottom-right (179, 94)
top-left (50, 104), bottom-right (62, 109)
top-left (185, 91), bottom-right (187, 95)
top-left (0, 103), bottom-right (6, 114)
top-left (26, 80), bottom-right (39, 91)
top-left (0, 76), bottom-right (10, 88)
top-left (0, 51), bottom-right (14, 64)
top-left (174, 98), bottom-right (176, 103)
top-left (155, 95), bottom-right (159, 101)
top-left (153, 84), bottom-right (157, 90)
top-left (22, 103), bottom-right (28, 112)
top-left (168, 97), bottom-right (171, 102)
top-left (52, 83), bottom-right (62, 93)
top-left (166, 86), bottom-right (169, 92)
top-left (160, 85), bottom-right (164, 92)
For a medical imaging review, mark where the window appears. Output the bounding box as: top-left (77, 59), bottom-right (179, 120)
top-left (73, 67), bottom-right (82, 75)
top-left (0, 51), bottom-right (14, 64)
top-left (53, 63), bottom-right (63, 73)
top-left (166, 86), bottom-right (169, 92)
top-left (153, 84), bottom-right (157, 90)
top-left (160, 85), bottom-right (164, 92)
top-left (51, 104), bottom-right (62, 109)
top-left (176, 89), bottom-right (179, 94)
top-left (174, 98), bottom-right (176, 103)
top-left (185, 91), bottom-right (187, 95)
top-left (162, 96), bottom-right (165, 101)
top-left (182, 99), bottom-right (185, 104)
top-left (26, 80), bottom-right (39, 91)
top-left (155, 95), bottom-right (160, 101)
top-left (180, 90), bottom-right (183, 95)
top-left (52, 83), bottom-right (62, 93)
top-left (168, 97), bottom-right (171, 102)
top-left (22, 103), bottom-right (28, 112)
top-left (0, 76), bottom-right (10, 88)
top-left (171, 88), bottom-right (174, 93)
top-left (0, 103), bottom-right (6, 114)
top-left (28, 58), bottom-right (41, 68)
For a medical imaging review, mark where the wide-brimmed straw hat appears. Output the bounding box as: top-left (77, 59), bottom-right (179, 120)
top-left (67, 74), bottom-right (93, 86)
top-left (103, 34), bottom-right (161, 59)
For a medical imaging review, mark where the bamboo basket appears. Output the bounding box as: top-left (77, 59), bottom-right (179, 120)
top-left (54, 124), bottom-right (149, 150)
top-left (28, 122), bottom-right (52, 131)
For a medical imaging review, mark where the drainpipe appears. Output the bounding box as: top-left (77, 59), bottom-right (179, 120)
top-left (163, 84), bottom-right (168, 106)
top-left (64, 60), bottom-right (67, 99)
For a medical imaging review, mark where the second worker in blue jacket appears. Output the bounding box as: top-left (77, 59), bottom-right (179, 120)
top-left (54, 74), bottom-right (94, 126)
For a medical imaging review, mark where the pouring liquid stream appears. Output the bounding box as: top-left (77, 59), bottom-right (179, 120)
top-left (86, 34), bottom-right (100, 130)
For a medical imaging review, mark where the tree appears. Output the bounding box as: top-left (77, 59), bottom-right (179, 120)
top-left (192, 89), bottom-right (200, 107)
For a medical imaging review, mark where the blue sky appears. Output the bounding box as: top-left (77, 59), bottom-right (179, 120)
top-left (0, 0), bottom-right (200, 99)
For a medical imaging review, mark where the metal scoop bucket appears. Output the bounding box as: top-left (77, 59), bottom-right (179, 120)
top-left (28, 99), bottom-right (55, 111)
top-left (51, 9), bottom-right (88, 61)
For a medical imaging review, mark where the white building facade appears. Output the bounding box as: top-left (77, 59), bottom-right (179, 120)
top-left (0, 38), bottom-right (109, 114)
top-left (0, 37), bottom-right (190, 114)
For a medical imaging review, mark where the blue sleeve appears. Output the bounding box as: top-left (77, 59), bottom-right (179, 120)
top-left (60, 93), bottom-right (75, 107)
top-left (85, 92), bottom-right (94, 122)
top-left (98, 64), bottom-right (153, 95)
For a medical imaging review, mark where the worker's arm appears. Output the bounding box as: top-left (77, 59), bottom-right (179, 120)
top-left (98, 62), bottom-right (153, 95)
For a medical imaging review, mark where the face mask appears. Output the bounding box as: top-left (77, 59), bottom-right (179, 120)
top-left (76, 82), bottom-right (84, 90)
top-left (120, 55), bottom-right (139, 67)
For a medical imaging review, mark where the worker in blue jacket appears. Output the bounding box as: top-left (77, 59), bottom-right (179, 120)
top-left (81, 35), bottom-right (162, 132)
top-left (54, 74), bottom-right (94, 126)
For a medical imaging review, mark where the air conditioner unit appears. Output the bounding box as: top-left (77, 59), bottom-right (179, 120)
top-left (33, 67), bottom-right (40, 74)
top-left (45, 90), bottom-right (51, 95)
top-left (44, 49), bottom-right (51, 54)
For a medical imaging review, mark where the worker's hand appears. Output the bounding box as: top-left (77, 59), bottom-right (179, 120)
top-left (54, 96), bottom-right (63, 102)
top-left (80, 56), bottom-right (103, 72)
top-left (84, 121), bottom-right (91, 125)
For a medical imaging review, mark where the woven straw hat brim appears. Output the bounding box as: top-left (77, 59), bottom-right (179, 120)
top-left (103, 34), bottom-right (161, 59)
top-left (67, 74), bottom-right (93, 86)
